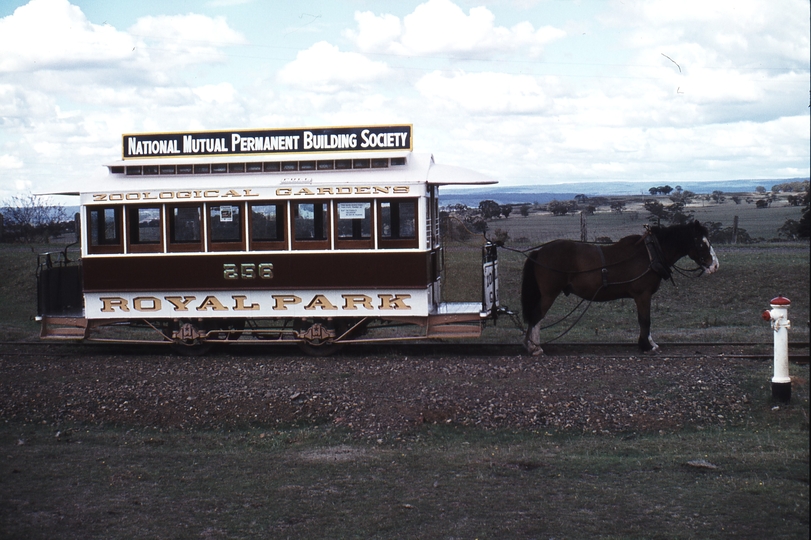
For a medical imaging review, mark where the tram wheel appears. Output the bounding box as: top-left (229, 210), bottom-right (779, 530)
top-left (170, 319), bottom-right (213, 356)
top-left (293, 318), bottom-right (350, 356)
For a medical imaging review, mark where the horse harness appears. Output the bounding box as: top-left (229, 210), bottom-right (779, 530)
top-left (642, 226), bottom-right (674, 282)
top-left (591, 226), bottom-right (672, 287)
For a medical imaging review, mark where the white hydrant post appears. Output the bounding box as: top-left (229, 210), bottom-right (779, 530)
top-left (761, 295), bottom-right (791, 403)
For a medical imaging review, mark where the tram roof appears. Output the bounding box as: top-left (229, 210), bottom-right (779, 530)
top-left (39, 152), bottom-right (496, 197)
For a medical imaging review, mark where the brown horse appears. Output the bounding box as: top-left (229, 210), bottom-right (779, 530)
top-left (521, 221), bottom-right (719, 355)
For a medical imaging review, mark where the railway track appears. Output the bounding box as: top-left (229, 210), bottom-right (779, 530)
top-left (1, 339), bottom-right (808, 362)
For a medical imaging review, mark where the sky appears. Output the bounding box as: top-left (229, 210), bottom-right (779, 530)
top-left (0, 0), bottom-right (808, 202)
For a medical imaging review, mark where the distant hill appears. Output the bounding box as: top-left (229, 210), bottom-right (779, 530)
top-left (440, 178), bottom-right (809, 206)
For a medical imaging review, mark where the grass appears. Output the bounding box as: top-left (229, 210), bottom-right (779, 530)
top-left (1, 376), bottom-right (808, 539)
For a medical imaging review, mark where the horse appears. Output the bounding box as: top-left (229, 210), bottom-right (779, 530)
top-left (521, 220), bottom-right (719, 355)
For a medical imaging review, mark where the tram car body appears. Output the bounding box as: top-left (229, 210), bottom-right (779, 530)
top-left (36, 125), bottom-right (500, 354)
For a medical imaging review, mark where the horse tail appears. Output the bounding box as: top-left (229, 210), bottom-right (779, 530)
top-left (521, 251), bottom-right (542, 324)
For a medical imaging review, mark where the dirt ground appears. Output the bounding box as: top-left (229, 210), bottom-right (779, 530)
top-left (0, 343), bottom-right (781, 439)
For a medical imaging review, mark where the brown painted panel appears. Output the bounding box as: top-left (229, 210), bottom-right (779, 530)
top-left (82, 252), bottom-right (432, 292)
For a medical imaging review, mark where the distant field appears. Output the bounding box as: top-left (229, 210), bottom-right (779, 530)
top-left (481, 193), bottom-right (806, 246)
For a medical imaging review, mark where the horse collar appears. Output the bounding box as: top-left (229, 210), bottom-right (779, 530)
top-left (643, 231), bottom-right (673, 281)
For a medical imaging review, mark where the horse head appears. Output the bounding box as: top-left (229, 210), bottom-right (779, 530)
top-left (686, 221), bottom-right (719, 274)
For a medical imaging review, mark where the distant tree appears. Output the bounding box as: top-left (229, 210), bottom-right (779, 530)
top-left (610, 200), bottom-right (626, 214)
top-left (478, 200), bottom-right (501, 220)
top-left (1, 193), bottom-right (68, 243)
top-left (674, 185), bottom-right (683, 195)
top-left (731, 195), bottom-right (742, 204)
top-left (755, 186), bottom-right (767, 194)
top-left (500, 205), bottom-right (512, 219)
top-left (519, 204), bottom-right (530, 217)
top-left (711, 190), bottom-right (725, 204)
top-left (548, 200), bottom-right (571, 216)
top-left (755, 200), bottom-right (769, 209)
top-left (574, 194), bottom-right (588, 203)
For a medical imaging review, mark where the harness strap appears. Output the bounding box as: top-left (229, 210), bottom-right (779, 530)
top-left (596, 245), bottom-right (609, 287)
top-left (643, 227), bottom-right (673, 281)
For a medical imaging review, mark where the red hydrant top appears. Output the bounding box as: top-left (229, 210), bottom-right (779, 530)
top-left (770, 295), bottom-right (791, 306)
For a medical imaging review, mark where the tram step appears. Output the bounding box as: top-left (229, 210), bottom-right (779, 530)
top-left (426, 324), bottom-right (482, 338)
top-left (40, 316), bottom-right (88, 340)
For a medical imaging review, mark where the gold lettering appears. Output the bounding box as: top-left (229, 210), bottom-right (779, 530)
top-left (196, 296), bottom-right (228, 311)
top-left (133, 296), bottom-right (161, 311)
top-left (223, 189), bottom-right (241, 197)
top-left (317, 187), bottom-right (334, 195)
top-left (393, 186), bottom-right (409, 194)
top-left (372, 186), bottom-right (390, 194)
top-left (355, 186), bottom-right (370, 194)
top-left (100, 297), bottom-right (129, 312)
top-left (272, 295), bottom-right (301, 310)
top-left (342, 294), bottom-right (373, 310)
top-left (243, 189), bottom-right (259, 197)
top-left (165, 296), bottom-right (196, 311)
top-left (304, 295), bottom-right (338, 310)
top-left (142, 192), bottom-right (157, 200)
top-left (294, 187), bottom-right (315, 196)
top-left (378, 294), bottom-right (412, 310)
top-left (176, 191), bottom-right (191, 199)
top-left (109, 193), bottom-right (123, 201)
top-left (232, 295), bottom-right (260, 311)
top-left (159, 191), bottom-right (174, 199)
top-left (125, 193), bottom-right (140, 200)
top-left (204, 190), bottom-right (219, 198)
top-left (336, 187), bottom-right (351, 195)
top-left (93, 194), bottom-right (107, 202)
top-left (276, 188), bottom-right (292, 196)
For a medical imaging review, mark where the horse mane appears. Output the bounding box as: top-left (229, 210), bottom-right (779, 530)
top-left (649, 220), bottom-right (707, 252)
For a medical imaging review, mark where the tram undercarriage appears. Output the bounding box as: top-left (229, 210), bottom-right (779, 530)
top-left (38, 309), bottom-right (488, 355)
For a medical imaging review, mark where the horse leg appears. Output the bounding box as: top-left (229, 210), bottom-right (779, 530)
top-left (634, 294), bottom-right (658, 352)
top-left (523, 291), bottom-right (559, 356)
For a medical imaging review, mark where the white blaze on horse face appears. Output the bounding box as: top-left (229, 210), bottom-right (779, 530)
top-left (703, 237), bottom-right (720, 274)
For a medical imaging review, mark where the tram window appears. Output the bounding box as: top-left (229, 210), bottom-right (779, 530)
top-left (208, 204), bottom-right (245, 251)
top-left (87, 206), bottom-right (122, 254)
top-left (127, 206), bottom-right (162, 253)
top-left (167, 205), bottom-right (203, 252)
top-left (335, 201), bottom-right (373, 249)
top-left (250, 203), bottom-right (286, 250)
top-left (292, 201), bottom-right (329, 250)
top-left (378, 199), bottom-right (418, 249)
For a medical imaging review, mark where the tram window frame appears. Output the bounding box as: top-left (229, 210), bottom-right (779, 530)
top-left (127, 205), bottom-right (164, 253)
top-left (167, 204), bottom-right (203, 252)
top-left (291, 200), bottom-right (330, 250)
top-left (378, 199), bottom-right (418, 249)
top-left (207, 202), bottom-right (245, 252)
top-left (249, 202), bottom-right (286, 251)
top-left (334, 200), bottom-right (374, 249)
top-left (87, 206), bottom-right (123, 254)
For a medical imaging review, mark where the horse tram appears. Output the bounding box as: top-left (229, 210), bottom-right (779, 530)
top-left (36, 124), bottom-right (501, 355)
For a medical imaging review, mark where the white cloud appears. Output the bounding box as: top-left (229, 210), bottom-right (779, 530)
top-left (0, 155), bottom-right (24, 169)
top-left (346, 0), bottom-right (565, 58)
top-left (128, 13), bottom-right (247, 70)
top-left (415, 71), bottom-right (557, 114)
top-left (277, 41), bottom-right (391, 92)
top-left (0, 0), bottom-right (135, 73)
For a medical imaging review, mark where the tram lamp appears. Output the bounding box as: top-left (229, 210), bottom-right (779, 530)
top-left (761, 295), bottom-right (791, 403)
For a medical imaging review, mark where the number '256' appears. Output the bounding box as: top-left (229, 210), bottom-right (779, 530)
top-left (223, 263), bottom-right (273, 279)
